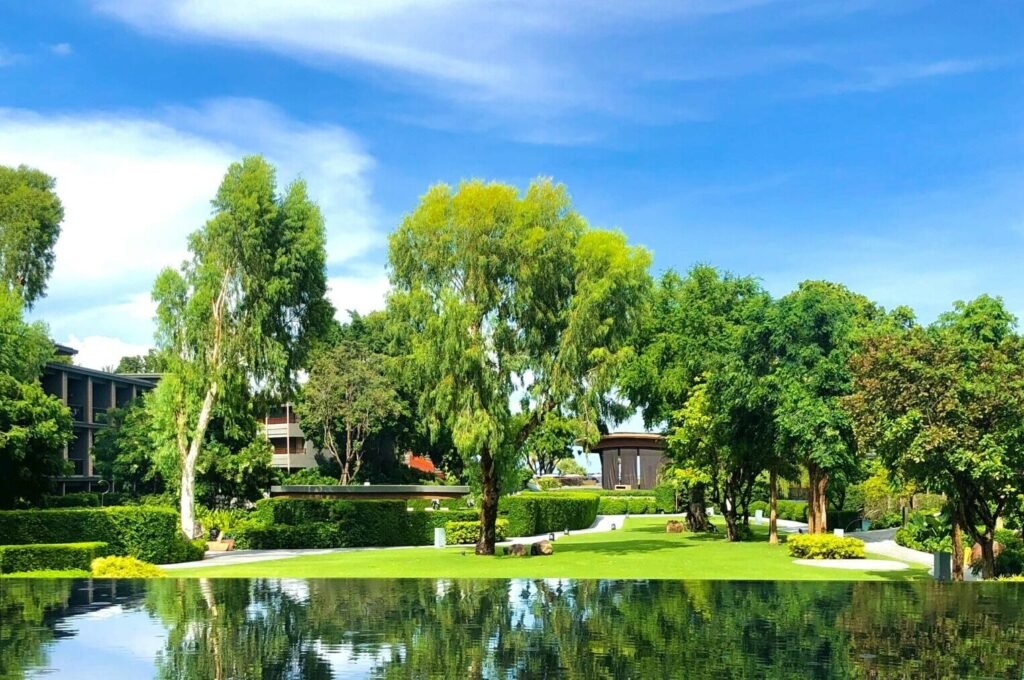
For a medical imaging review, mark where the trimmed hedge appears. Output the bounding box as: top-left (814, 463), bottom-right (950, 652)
top-left (0, 542), bottom-right (109, 574)
top-left (445, 519), bottom-right (508, 545)
top-left (553, 488), bottom-right (657, 497)
top-left (654, 484), bottom-right (680, 513)
top-left (500, 493), bottom-right (600, 537)
top-left (787, 534), bottom-right (865, 559)
top-left (0, 507), bottom-right (190, 564)
top-left (597, 496), bottom-right (660, 514)
top-left (235, 499), bottom-right (483, 549)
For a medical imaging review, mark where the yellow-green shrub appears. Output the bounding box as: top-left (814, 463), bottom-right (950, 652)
top-left (444, 519), bottom-right (509, 545)
top-left (786, 533), bottom-right (865, 559)
top-left (91, 555), bottom-right (166, 578)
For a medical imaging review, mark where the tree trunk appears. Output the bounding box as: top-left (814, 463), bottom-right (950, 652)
top-left (807, 463), bottom-right (829, 534)
top-left (476, 447), bottom-right (499, 555)
top-left (686, 483), bottom-right (711, 532)
top-left (723, 507), bottom-right (739, 542)
top-left (769, 469), bottom-right (779, 545)
top-left (951, 515), bottom-right (964, 582)
top-left (180, 383), bottom-right (217, 538)
top-left (979, 526), bottom-right (996, 579)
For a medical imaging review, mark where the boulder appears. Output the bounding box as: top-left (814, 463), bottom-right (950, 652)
top-left (531, 540), bottom-right (554, 556)
top-left (666, 520), bottom-right (685, 534)
top-left (503, 544), bottom-right (529, 557)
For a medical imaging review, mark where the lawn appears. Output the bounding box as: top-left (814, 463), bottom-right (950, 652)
top-left (170, 517), bottom-right (929, 581)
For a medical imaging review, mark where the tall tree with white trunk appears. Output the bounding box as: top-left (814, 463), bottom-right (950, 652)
top-left (152, 156), bottom-right (333, 536)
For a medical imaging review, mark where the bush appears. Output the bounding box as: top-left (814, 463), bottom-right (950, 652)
top-left (91, 555), bottom-right (166, 578)
top-left (0, 507), bottom-right (188, 563)
top-left (0, 541), bottom-right (109, 573)
top-left (894, 511), bottom-right (969, 554)
top-left (444, 519), bottom-right (508, 545)
top-left (500, 493), bottom-right (600, 537)
top-left (279, 468), bottom-right (339, 486)
top-left (787, 534), bottom-right (865, 559)
top-left (870, 511), bottom-right (904, 530)
top-left (776, 500), bottom-right (808, 522)
top-left (535, 478), bottom-right (561, 491)
top-left (406, 496), bottom-right (473, 512)
top-left (749, 500), bottom-right (769, 515)
top-left (597, 496), bottom-right (661, 515)
top-left (556, 488), bottom-right (657, 497)
top-left (40, 493), bottom-right (100, 508)
top-left (654, 484), bottom-right (680, 513)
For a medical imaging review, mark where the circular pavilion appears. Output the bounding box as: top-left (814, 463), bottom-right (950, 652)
top-left (590, 433), bottom-right (667, 490)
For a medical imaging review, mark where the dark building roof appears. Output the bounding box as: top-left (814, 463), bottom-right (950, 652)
top-left (591, 432), bottom-right (666, 451)
top-left (43, 361), bottom-right (160, 389)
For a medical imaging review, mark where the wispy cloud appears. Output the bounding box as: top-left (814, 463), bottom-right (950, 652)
top-left (49, 42), bottom-right (73, 56)
top-left (0, 46), bottom-right (23, 66)
top-left (823, 58), bottom-right (1001, 94)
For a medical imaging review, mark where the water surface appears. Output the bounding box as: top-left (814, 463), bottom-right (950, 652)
top-left (2, 578), bottom-right (1023, 678)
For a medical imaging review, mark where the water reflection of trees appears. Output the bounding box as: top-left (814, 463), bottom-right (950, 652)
top-left (4, 579), bottom-right (1024, 678)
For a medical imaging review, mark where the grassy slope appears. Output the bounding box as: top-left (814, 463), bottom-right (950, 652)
top-left (170, 517), bottom-right (928, 581)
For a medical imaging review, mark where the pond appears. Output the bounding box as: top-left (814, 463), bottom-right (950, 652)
top-left (2, 578), bottom-right (1024, 678)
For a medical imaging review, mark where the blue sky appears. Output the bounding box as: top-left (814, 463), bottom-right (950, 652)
top-left (1, 0), bottom-right (1022, 370)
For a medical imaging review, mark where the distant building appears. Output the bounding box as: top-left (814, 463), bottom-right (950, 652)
top-left (40, 344), bottom-right (159, 494)
top-left (262, 404), bottom-right (319, 472)
top-left (590, 433), bottom-right (667, 490)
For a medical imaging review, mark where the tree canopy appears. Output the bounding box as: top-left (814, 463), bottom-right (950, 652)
top-left (152, 155), bottom-right (334, 535)
top-left (0, 165), bottom-right (64, 307)
top-left (388, 178), bottom-right (651, 553)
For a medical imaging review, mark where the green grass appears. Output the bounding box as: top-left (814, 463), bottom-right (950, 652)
top-left (171, 517), bottom-right (928, 581)
top-left (0, 569), bottom-right (91, 578)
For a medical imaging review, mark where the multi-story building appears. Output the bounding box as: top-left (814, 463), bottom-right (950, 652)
top-left (40, 344), bottom-right (158, 494)
top-left (262, 403), bottom-right (319, 472)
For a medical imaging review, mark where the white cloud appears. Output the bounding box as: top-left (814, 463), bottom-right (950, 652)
top-left (50, 42), bottom-right (73, 56)
top-left (822, 58), bottom-right (999, 94)
top-left (3, 99), bottom-right (382, 363)
top-left (327, 268), bottom-right (390, 318)
top-left (64, 334), bottom-right (152, 371)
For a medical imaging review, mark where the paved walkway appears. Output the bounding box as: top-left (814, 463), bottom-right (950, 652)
top-left (856, 528), bottom-right (933, 566)
top-left (794, 558), bottom-right (909, 571)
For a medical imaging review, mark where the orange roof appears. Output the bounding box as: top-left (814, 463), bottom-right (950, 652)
top-left (406, 454), bottom-right (443, 478)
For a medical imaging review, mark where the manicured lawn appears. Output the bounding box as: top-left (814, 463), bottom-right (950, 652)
top-left (170, 517), bottom-right (929, 581)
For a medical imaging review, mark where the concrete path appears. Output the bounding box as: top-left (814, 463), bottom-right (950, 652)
top-left (856, 528), bottom-right (933, 566)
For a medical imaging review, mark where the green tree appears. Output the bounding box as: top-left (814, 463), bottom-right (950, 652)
top-left (151, 156), bottom-right (334, 536)
top-left (0, 289), bottom-right (72, 508)
top-left (770, 281), bottom-right (878, 533)
top-left (0, 165), bottom-right (64, 307)
top-left (92, 398), bottom-right (166, 494)
top-left (847, 295), bottom-right (1024, 577)
top-left (296, 341), bottom-right (405, 485)
top-left (556, 456), bottom-right (587, 477)
top-left (111, 349), bottom-right (168, 374)
top-left (622, 266), bottom-right (777, 538)
top-left (388, 179), bottom-right (651, 553)
top-left (524, 413), bottom-right (580, 476)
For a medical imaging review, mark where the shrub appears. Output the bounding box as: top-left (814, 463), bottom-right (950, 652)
top-left (40, 493), bottom-right (100, 508)
top-left (234, 522), bottom-right (339, 550)
top-left (500, 493), bottom-right (599, 537)
top-left (535, 478), bottom-right (561, 491)
top-left (776, 500), bottom-right (808, 522)
top-left (0, 507), bottom-right (187, 563)
top-left (749, 500), bottom-right (769, 515)
top-left (894, 511), bottom-right (970, 554)
top-left (597, 497), bottom-right (627, 514)
top-left (871, 511), bottom-right (904, 530)
top-left (444, 519), bottom-right (509, 545)
top-left (0, 542), bottom-right (109, 573)
top-left (557, 488), bottom-right (657, 497)
top-left (407, 496), bottom-right (473, 512)
top-left (279, 468), bottom-right (339, 486)
top-left (91, 555), bottom-right (166, 578)
top-left (787, 534), bottom-right (865, 559)
top-left (654, 484), bottom-right (680, 513)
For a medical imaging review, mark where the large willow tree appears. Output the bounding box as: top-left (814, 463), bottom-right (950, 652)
top-left (153, 156), bottom-right (333, 536)
top-left (388, 179), bottom-right (651, 554)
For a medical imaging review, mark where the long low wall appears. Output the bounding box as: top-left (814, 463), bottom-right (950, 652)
top-left (269, 484), bottom-right (470, 501)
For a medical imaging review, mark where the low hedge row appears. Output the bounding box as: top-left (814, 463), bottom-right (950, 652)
top-left (0, 542), bottom-right (109, 574)
top-left (499, 493), bottom-right (600, 537)
top-left (552, 488), bottom-right (658, 497)
top-left (0, 507), bottom-right (192, 564)
top-left (236, 499), bottom-right (482, 549)
top-left (597, 496), bottom-right (660, 514)
top-left (787, 534), bottom-right (865, 560)
top-left (445, 519), bottom-right (508, 545)
top-left (748, 500), bottom-right (808, 522)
